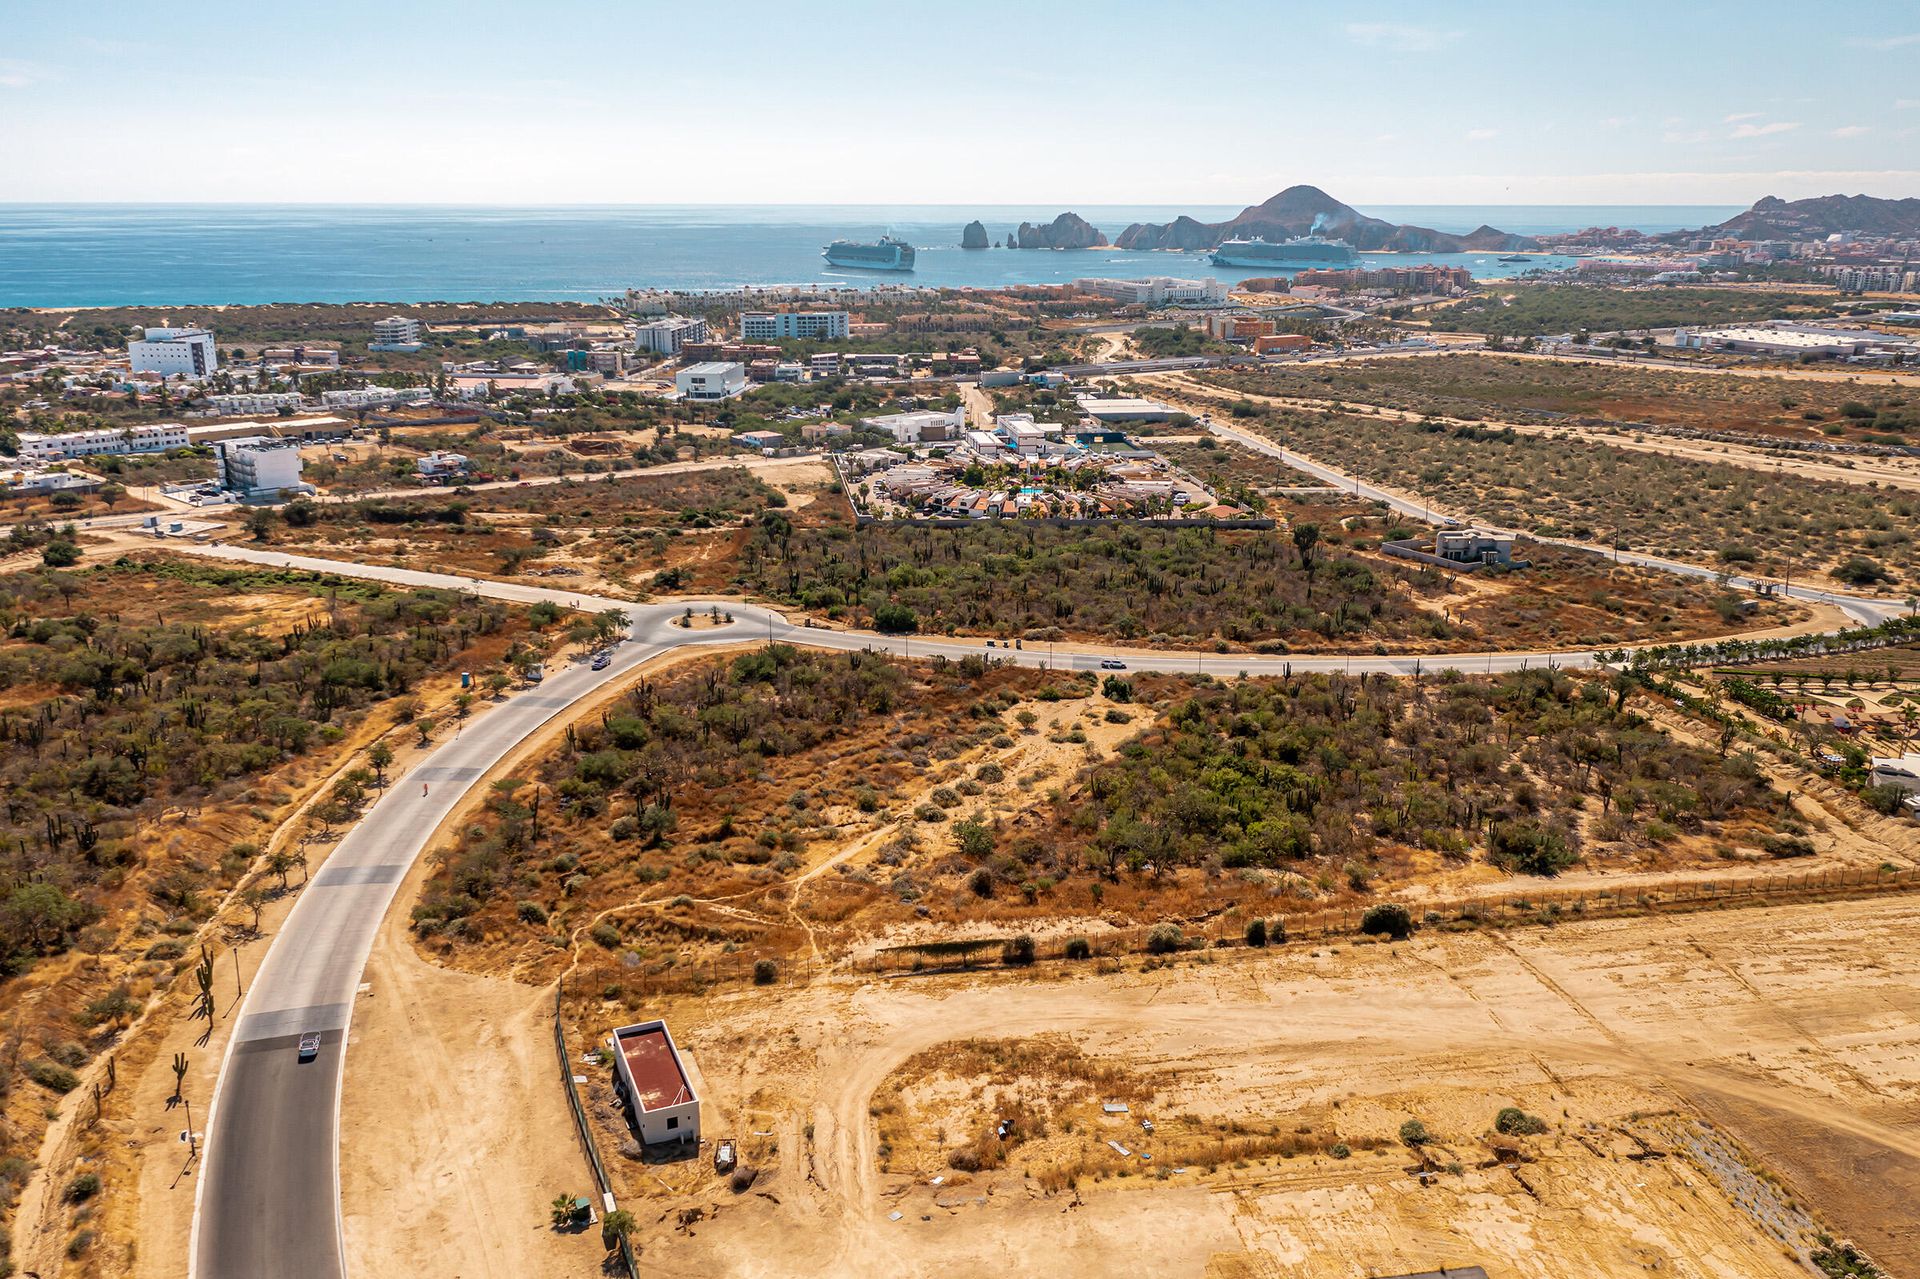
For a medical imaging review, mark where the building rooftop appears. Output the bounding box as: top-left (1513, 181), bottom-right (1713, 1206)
top-left (614, 1023), bottom-right (694, 1112)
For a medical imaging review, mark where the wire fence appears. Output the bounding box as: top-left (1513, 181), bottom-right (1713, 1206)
top-left (553, 980), bottom-right (637, 1278)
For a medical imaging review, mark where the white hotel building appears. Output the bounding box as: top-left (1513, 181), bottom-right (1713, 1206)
top-left (739, 311), bottom-right (850, 341)
top-left (16, 423), bottom-right (192, 463)
top-left (128, 327), bottom-right (219, 380)
top-left (1073, 277), bottom-right (1229, 305)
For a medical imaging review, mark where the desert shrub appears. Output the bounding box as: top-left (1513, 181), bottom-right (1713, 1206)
top-left (590, 921), bottom-right (621, 948)
top-left (1360, 904), bottom-right (1412, 941)
top-left (1001, 935), bottom-right (1035, 966)
top-left (1266, 917), bottom-right (1287, 945)
top-left (1063, 937), bottom-right (1092, 960)
top-left (1487, 821), bottom-right (1578, 876)
top-left (515, 900), bottom-right (548, 925)
top-left (1244, 918), bottom-right (1268, 948)
top-left (25, 1059), bottom-right (80, 1093)
top-left (63, 1172), bottom-right (100, 1203)
top-left (1494, 1107), bottom-right (1547, 1135)
top-left (1329, 1142), bottom-right (1351, 1159)
top-left (1399, 1119), bottom-right (1431, 1146)
top-left (752, 959), bottom-right (778, 986)
top-left (1861, 786), bottom-right (1909, 816)
top-left (1145, 924), bottom-right (1185, 954)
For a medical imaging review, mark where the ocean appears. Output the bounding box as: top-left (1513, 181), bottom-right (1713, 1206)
top-left (0, 204), bottom-right (1744, 308)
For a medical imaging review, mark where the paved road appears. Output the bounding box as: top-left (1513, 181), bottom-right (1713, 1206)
top-left (186, 516), bottom-right (1912, 1278)
top-left (189, 602), bottom-right (751, 1279)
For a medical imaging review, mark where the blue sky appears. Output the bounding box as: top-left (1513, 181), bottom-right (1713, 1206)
top-left (2, 0), bottom-right (1917, 205)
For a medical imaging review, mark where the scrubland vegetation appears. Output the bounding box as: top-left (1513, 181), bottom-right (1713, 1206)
top-left (1423, 285), bottom-right (1840, 336)
top-left (1214, 402), bottom-right (1918, 584)
top-left (1210, 353), bottom-right (1920, 444)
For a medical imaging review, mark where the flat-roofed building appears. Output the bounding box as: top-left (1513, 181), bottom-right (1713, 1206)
top-left (370, 315), bottom-right (424, 351)
top-left (675, 361), bottom-right (748, 401)
top-left (129, 327), bottom-right (218, 379)
top-left (633, 316), bottom-right (709, 355)
top-left (1434, 526), bottom-right (1517, 567)
top-left (1073, 276), bottom-right (1228, 305)
top-left (214, 437), bottom-right (309, 501)
top-left (609, 1020), bottom-right (700, 1147)
top-left (205, 391), bottom-right (306, 416)
top-left (739, 310), bottom-right (850, 341)
top-left (16, 422), bottom-right (191, 462)
top-left (860, 406), bottom-right (964, 444)
top-left (1074, 394), bottom-right (1181, 423)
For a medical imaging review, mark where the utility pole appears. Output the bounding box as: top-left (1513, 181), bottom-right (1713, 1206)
top-left (184, 1096), bottom-right (197, 1158)
top-left (232, 947), bottom-right (243, 1001)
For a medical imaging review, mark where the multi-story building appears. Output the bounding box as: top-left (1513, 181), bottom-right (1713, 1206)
top-left (128, 327), bottom-right (218, 379)
top-left (1073, 276), bottom-right (1229, 305)
top-left (370, 316), bottom-right (424, 351)
top-left (633, 316), bottom-right (709, 355)
top-left (1205, 314), bottom-right (1275, 341)
top-left (204, 391), bottom-right (306, 416)
top-left (738, 311), bottom-right (851, 342)
top-left (214, 437), bottom-right (308, 500)
top-left (16, 422), bottom-right (192, 463)
top-left (674, 362), bottom-right (748, 401)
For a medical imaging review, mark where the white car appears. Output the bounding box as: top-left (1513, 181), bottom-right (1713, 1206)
top-left (1099, 659), bottom-right (1127, 670)
top-left (297, 1032), bottom-right (321, 1061)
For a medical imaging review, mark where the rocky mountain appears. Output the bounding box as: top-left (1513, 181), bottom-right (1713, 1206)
top-left (1115, 185), bottom-right (1538, 253)
top-left (1014, 212), bottom-right (1108, 250)
top-left (1686, 193), bottom-right (1920, 241)
top-left (960, 220), bottom-right (991, 249)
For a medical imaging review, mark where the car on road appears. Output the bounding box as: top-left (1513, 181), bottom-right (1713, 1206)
top-left (1099, 658), bottom-right (1128, 670)
top-left (591, 652), bottom-right (611, 670)
top-left (297, 1032), bottom-right (321, 1061)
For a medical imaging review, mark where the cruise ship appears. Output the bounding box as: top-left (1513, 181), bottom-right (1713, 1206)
top-left (822, 236), bottom-right (917, 272)
top-left (1208, 235), bottom-right (1358, 270)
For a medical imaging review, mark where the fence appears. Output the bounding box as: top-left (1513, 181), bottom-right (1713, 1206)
top-left (853, 863), bottom-right (1920, 975)
top-left (552, 981), bottom-right (638, 1278)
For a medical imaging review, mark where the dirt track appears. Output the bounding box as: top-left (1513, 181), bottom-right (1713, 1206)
top-left (630, 894), bottom-right (1920, 1278)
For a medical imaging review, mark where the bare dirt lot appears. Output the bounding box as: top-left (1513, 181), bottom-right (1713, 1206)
top-left (595, 894), bottom-right (1920, 1279)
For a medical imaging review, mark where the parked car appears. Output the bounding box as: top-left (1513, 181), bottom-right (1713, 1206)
top-left (298, 1032), bottom-right (321, 1061)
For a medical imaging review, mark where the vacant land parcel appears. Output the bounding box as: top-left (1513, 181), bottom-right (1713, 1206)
top-left (1204, 400), bottom-right (1918, 586)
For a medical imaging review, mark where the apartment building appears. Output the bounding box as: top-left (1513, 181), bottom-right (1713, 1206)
top-left (739, 310), bottom-right (851, 341)
top-left (128, 327), bottom-right (218, 379)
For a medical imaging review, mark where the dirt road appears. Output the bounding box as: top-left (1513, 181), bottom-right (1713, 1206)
top-left (631, 894), bottom-right (1920, 1278)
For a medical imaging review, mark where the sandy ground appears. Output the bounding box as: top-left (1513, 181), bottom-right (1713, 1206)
top-left (610, 893), bottom-right (1920, 1279)
top-left (337, 879), bottom-right (599, 1278)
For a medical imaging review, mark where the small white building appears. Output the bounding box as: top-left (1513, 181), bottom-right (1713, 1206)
top-left (128, 327), bottom-right (219, 380)
top-left (860, 406), bottom-right (965, 444)
top-left (675, 361), bottom-right (748, 401)
top-left (1869, 754), bottom-right (1920, 796)
top-left (370, 315), bottom-right (424, 351)
top-left (1434, 526), bottom-right (1517, 566)
top-left (205, 391), bottom-right (306, 416)
top-left (1074, 394), bottom-right (1180, 423)
top-left (610, 1020), bottom-right (700, 1147)
top-left (214, 438), bottom-right (309, 501)
top-left (416, 450), bottom-right (469, 478)
top-left (633, 316), bottom-right (709, 355)
top-left (739, 310), bottom-right (850, 341)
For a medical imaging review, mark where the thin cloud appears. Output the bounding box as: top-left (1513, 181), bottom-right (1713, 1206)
top-left (1730, 120), bottom-right (1800, 138)
top-left (1831, 125), bottom-right (1871, 138)
top-left (0, 59), bottom-right (52, 90)
top-left (1852, 32), bottom-right (1920, 49)
top-left (1464, 128), bottom-right (1499, 142)
top-left (1342, 22), bottom-right (1463, 53)
top-left (1899, 99), bottom-right (1920, 109)
top-left (1723, 111), bottom-right (1762, 123)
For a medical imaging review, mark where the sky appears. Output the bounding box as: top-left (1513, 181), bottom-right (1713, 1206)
top-left (2, 0), bottom-right (1918, 206)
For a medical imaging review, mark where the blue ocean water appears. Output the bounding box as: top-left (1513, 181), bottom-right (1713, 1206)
top-left (0, 204), bottom-right (1743, 308)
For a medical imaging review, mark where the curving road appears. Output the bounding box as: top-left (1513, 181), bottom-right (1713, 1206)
top-left (185, 528), bottom-right (1909, 1279)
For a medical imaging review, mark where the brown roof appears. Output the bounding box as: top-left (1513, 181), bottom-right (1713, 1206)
top-left (616, 1025), bottom-right (693, 1111)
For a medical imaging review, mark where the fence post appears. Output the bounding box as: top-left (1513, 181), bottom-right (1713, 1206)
top-left (552, 980), bottom-right (638, 1279)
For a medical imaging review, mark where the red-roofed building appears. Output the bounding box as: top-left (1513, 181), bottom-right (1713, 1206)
top-left (610, 1020), bottom-right (700, 1147)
